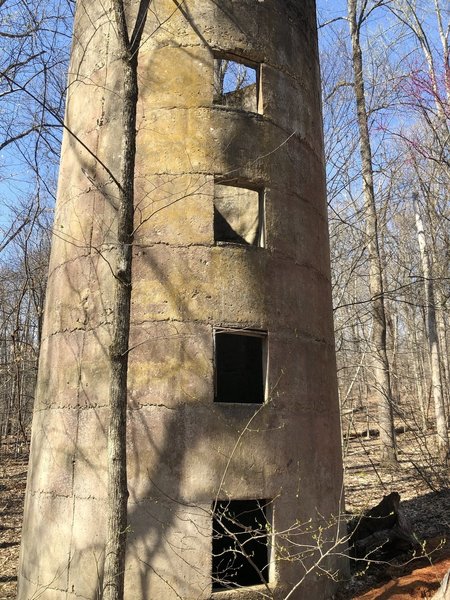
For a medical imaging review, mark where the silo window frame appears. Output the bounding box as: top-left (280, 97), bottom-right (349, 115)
top-left (214, 328), bottom-right (268, 405)
top-left (213, 53), bottom-right (261, 114)
top-left (213, 180), bottom-right (265, 248)
top-left (212, 498), bottom-right (272, 591)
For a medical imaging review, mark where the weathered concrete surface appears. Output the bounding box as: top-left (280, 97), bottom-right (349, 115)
top-left (18, 0), bottom-right (345, 598)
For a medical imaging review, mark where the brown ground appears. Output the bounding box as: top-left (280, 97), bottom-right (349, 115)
top-left (1, 429), bottom-right (449, 599)
top-left (0, 441), bottom-right (28, 600)
top-left (336, 424), bottom-right (450, 600)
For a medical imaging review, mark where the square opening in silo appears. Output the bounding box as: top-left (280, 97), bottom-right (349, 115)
top-left (214, 330), bottom-right (266, 404)
top-left (212, 499), bottom-right (270, 591)
top-left (213, 55), bottom-right (260, 113)
top-left (214, 183), bottom-right (264, 247)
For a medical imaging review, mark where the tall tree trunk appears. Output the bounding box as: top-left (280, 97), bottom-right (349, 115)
top-left (436, 299), bottom-right (450, 410)
top-left (103, 2), bottom-right (149, 598)
top-left (413, 193), bottom-right (448, 463)
top-left (409, 304), bottom-right (428, 430)
top-left (347, 0), bottom-right (397, 465)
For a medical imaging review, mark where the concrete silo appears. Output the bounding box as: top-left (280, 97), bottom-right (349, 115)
top-left (18, 1), bottom-right (345, 598)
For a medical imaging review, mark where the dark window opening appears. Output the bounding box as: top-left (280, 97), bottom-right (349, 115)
top-left (213, 57), bottom-right (259, 113)
top-left (212, 499), bottom-right (269, 591)
top-left (214, 184), bottom-right (264, 247)
top-left (215, 330), bottom-right (266, 404)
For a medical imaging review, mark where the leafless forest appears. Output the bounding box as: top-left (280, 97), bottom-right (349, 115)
top-left (0, 0), bottom-right (449, 597)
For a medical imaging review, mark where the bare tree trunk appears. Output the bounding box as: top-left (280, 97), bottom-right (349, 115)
top-left (388, 310), bottom-right (400, 407)
top-left (347, 0), bottom-right (397, 465)
top-left (103, 2), bottom-right (149, 598)
top-left (413, 193), bottom-right (448, 462)
top-left (409, 304), bottom-right (428, 430)
top-left (436, 300), bottom-right (450, 410)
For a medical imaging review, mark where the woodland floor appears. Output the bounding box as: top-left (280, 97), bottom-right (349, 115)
top-left (335, 424), bottom-right (450, 599)
top-left (0, 441), bottom-right (27, 600)
top-left (1, 428), bottom-right (450, 599)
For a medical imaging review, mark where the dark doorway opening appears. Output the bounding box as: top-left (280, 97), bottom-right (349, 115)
top-left (212, 499), bottom-right (270, 590)
top-left (214, 331), bottom-right (266, 404)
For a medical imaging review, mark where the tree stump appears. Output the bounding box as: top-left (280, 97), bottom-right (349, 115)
top-left (348, 492), bottom-right (418, 559)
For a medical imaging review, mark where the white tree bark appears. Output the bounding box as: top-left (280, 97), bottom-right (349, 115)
top-left (413, 192), bottom-right (448, 462)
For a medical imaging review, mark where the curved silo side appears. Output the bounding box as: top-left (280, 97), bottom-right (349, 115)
top-left (18, 1), bottom-right (345, 599)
